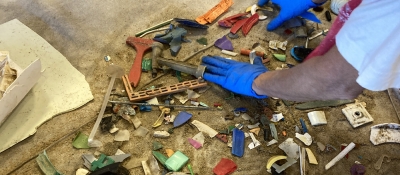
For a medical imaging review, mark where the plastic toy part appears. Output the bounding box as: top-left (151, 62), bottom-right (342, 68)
top-left (196, 0), bottom-right (234, 25)
top-left (232, 128), bottom-right (245, 157)
top-left (266, 156), bottom-right (287, 170)
top-left (165, 151), bottom-right (189, 172)
top-left (242, 13), bottom-right (259, 36)
top-left (213, 158), bottom-right (237, 175)
top-left (307, 111), bottom-right (327, 126)
top-left (273, 54), bottom-right (286, 62)
top-left (342, 103), bottom-right (373, 128)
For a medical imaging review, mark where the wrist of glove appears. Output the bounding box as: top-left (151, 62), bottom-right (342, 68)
top-left (201, 56), bottom-right (268, 99)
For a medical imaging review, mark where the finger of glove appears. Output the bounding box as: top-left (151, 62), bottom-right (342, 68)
top-left (267, 12), bottom-right (290, 31)
top-left (203, 72), bottom-right (226, 85)
top-left (204, 64), bottom-right (227, 76)
top-left (201, 56), bottom-right (231, 68)
top-left (253, 56), bottom-right (264, 65)
top-left (257, 0), bottom-right (269, 6)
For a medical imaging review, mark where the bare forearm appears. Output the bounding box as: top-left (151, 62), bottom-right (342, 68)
top-left (252, 45), bottom-right (363, 101)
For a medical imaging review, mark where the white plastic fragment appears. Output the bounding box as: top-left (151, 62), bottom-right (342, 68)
top-left (241, 113), bottom-right (251, 120)
top-left (235, 123), bottom-right (243, 130)
top-left (267, 139), bottom-right (278, 146)
top-left (142, 160), bottom-right (151, 175)
top-left (191, 101), bottom-right (199, 106)
top-left (132, 117), bottom-right (142, 129)
top-left (221, 50), bottom-right (238, 56)
top-left (187, 89), bottom-right (200, 99)
top-left (271, 113), bottom-right (284, 122)
top-left (374, 154), bottom-right (390, 170)
top-left (248, 133), bottom-right (261, 149)
top-left (191, 120), bottom-right (218, 138)
top-left (76, 168), bottom-right (89, 175)
top-left (317, 142), bottom-right (326, 151)
top-left (133, 126), bottom-right (149, 137)
top-left (305, 148), bottom-right (318, 164)
top-left (272, 158), bottom-right (297, 173)
top-left (146, 97), bottom-right (159, 105)
top-left (153, 131), bottom-right (170, 138)
top-left (115, 149), bottom-right (125, 155)
top-left (109, 125), bottom-right (119, 134)
top-left (247, 122), bottom-right (260, 129)
top-left (370, 123), bottom-right (400, 145)
top-left (300, 147), bottom-right (306, 175)
top-left (295, 133), bottom-right (313, 146)
top-left (192, 132), bottom-right (205, 145)
top-left (114, 129), bottom-right (130, 141)
top-left (325, 142), bottom-right (356, 170)
top-left (309, 29), bottom-right (329, 40)
top-left (244, 132), bottom-right (250, 138)
top-left (279, 138), bottom-right (300, 160)
top-left (342, 103), bottom-right (373, 128)
top-left (307, 111), bottom-right (327, 126)
top-left (251, 4), bottom-right (268, 20)
top-left (269, 40), bottom-right (287, 50)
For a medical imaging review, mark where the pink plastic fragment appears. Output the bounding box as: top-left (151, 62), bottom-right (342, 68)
top-left (213, 158), bottom-right (237, 175)
top-left (188, 138), bottom-right (202, 149)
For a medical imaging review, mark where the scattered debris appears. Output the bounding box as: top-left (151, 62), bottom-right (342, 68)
top-left (82, 154), bottom-right (98, 169)
top-left (174, 18), bottom-right (209, 29)
top-left (273, 54), bottom-right (286, 62)
top-left (267, 139), bottom-right (278, 146)
top-left (191, 120), bottom-right (218, 138)
top-left (279, 138), bottom-right (300, 160)
top-left (132, 117), bottom-right (142, 129)
top-left (114, 130), bottom-right (130, 141)
top-left (195, 0), bottom-right (233, 25)
top-left (90, 154), bottom-right (115, 171)
top-left (305, 148), bottom-right (318, 164)
top-left (153, 108), bottom-right (171, 128)
top-left (374, 154), bottom-right (390, 170)
top-left (309, 29), bottom-right (329, 40)
top-left (154, 25), bottom-right (188, 56)
top-left (300, 118), bottom-right (308, 133)
top-left (72, 132), bottom-right (90, 149)
top-left (230, 18), bottom-right (249, 34)
top-left (192, 132), bottom-right (205, 145)
top-left (241, 113), bottom-right (251, 120)
top-left (235, 123), bottom-right (244, 130)
top-left (248, 132), bottom-right (261, 149)
top-left (342, 103), bottom-right (373, 128)
top-left (154, 131), bottom-right (171, 138)
top-left (213, 158), bottom-right (237, 175)
top-left (370, 123), bottom-right (400, 145)
top-left (271, 113), bottom-right (284, 122)
top-left (295, 99), bottom-right (354, 110)
top-left (227, 32), bottom-right (240, 39)
top-left (269, 40), bottom-right (287, 50)
top-left (250, 4), bottom-right (268, 20)
top-left (104, 55), bottom-right (111, 62)
top-left (232, 128), bottom-right (245, 157)
top-left (165, 151), bottom-right (189, 171)
top-left (307, 111), bottom-right (327, 126)
top-left (109, 125), bottom-right (119, 134)
top-left (266, 155), bottom-right (287, 170)
top-left (216, 134), bottom-right (228, 143)
top-left (37, 150), bottom-right (64, 175)
top-left (325, 142), bottom-right (356, 170)
top-left (296, 133), bottom-right (312, 146)
top-left (218, 13), bottom-right (248, 28)
top-left (133, 126), bottom-right (149, 137)
top-left (174, 111), bottom-right (192, 127)
top-left (214, 35), bottom-right (234, 51)
top-left (108, 154), bottom-right (131, 163)
top-left (351, 162), bottom-right (366, 175)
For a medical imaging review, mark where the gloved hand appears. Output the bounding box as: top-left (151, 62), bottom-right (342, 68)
top-left (258, 0), bottom-right (322, 31)
top-left (201, 56), bottom-right (268, 99)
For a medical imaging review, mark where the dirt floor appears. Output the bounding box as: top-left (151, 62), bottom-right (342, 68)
top-left (1, 0), bottom-right (400, 175)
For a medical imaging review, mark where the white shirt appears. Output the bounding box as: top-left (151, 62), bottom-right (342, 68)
top-left (336, 0), bottom-right (400, 91)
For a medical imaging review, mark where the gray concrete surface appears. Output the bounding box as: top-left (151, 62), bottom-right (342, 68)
top-left (1, 0), bottom-right (400, 175)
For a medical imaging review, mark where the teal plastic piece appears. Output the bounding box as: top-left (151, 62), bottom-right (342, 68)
top-left (165, 151), bottom-right (189, 171)
top-left (152, 151), bottom-right (168, 167)
top-left (142, 58), bottom-right (152, 71)
top-left (153, 141), bottom-right (163, 151)
top-left (90, 154), bottom-right (115, 171)
top-left (36, 150), bottom-right (64, 175)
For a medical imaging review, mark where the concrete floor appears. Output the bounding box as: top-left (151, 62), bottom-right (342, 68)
top-left (1, 0), bottom-right (400, 175)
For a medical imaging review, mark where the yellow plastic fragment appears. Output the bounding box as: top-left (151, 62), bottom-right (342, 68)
top-left (266, 155), bottom-right (287, 169)
top-left (305, 148), bottom-right (318, 165)
top-left (152, 108), bottom-right (170, 128)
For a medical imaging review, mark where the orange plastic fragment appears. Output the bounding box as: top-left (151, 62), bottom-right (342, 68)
top-left (195, 0), bottom-right (234, 25)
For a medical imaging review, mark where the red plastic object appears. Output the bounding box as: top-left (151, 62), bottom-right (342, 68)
top-left (214, 102), bottom-right (222, 107)
top-left (284, 29), bottom-right (293, 35)
top-left (126, 37), bottom-right (154, 87)
top-left (213, 158), bottom-right (237, 175)
top-left (218, 13), bottom-right (249, 28)
top-left (216, 134), bottom-right (228, 143)
top-left (242, 13), bottom-right (259, 36)
top-left (230, 18), bottom-right (249, 34)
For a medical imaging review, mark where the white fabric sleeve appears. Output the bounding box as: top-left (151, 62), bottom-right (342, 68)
top-left (336, 0), bottom-right (400, 91)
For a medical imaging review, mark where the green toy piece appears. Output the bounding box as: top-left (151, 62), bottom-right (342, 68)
top-left (165, 151), bottom-right (189, 171)
top-left (273, 54), bottom-right (286, 62)
top-left (152, 151), bottom-right (168, 167)
top-left (90, 154), bottom-right (115, 171)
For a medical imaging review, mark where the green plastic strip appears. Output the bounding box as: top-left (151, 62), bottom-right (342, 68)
top-left (36, 150), bottom-right (63, 175)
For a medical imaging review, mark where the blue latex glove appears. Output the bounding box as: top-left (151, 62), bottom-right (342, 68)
top-left (258, 0), bottom-right (322, 31)
top-left (201, 56), bottom-right (268, 99)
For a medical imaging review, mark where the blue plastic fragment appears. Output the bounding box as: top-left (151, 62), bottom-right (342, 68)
top-left (214, 35), bottom-right (233, 51)
top-left (173, 111), bottom-right (193, 127)
top-left (174, 18), bottom-right (209, 29)
top-left (154, 24), bottom-right (188, 56)
top-left (139, 105), bottom-right (152, 112)
top-left (269, 123), bottom-right (278, 140)
top-left (232, 128), bottom-right (245, 157)
top-left (233, 107), bottom-right (248, 113)
top-left (300, 118), bottom-right (308, 133)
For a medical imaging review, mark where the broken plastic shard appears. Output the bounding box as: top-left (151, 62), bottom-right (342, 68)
top-left (174, 18), bottom-right (209, 29)
top-left (213, 158), bottom-right (237, 175)
top-left (271, 113), bottom-right (284, 122)
top-left (195, 0), bottom-right (233, 24)
top-left (132, 117), bottom-right (142, 129)
top-left (266, 155), bottom-right (287, 170)
top-left (342, 103), bottom-right (373, 128)
top-left (374, 154), bottom-right (390, 170)
top-left (305, 148), bottom-right (318, 164)
top-left (247, 122), bottom-right (260, 129)
top-left (165, 149), bottom-right (174, 157)
top-left (90, 154), bottom-right (115, 171)
top-left (250, 4), bottom-right (268, 20)
top-left (114, 130), bottom-right (130, 141)
top-left (36, 150), bottom-right (64, 175)
top-left (273, 54), bottom-right (286, 62)
top-left (295, 133), bottom-right (313, 146)
top-left (82, 154), bottom-right (98, 169)
top-left (317, 142), bottom-right (326, 152)
top-left (232, 128), bottom-right (245, 157)
top-left (115, 149), bottom-right (125, 155)
top-left (300, 147), bottom-right (306, 175)
top-left (325, 142), bottom-right (356, 170)
top-left (235, 123), bottom-right (243, 129)
top-left (279, 138), bottom-right (300, 160)
top-left (242, 13), bottom-right (259, 36)
top-left (300, 118), bottom-right (308, 133)
top-left (153, 151), bottom-right (168, 167)
top-left (76, 168), bottom-right (89, 175)
top-left (295, 99), bottom-right (354, 110)
top-left (153, 141), bottom-right (163, 150)
top-left (174, 111), bottom-right (192, 127)
top-left (214, 35), bottom-right (234, 51)
top-left (154, 131), bottom-right (171, 138)
top-left (370, 123), bottom-right (400, 145)
top-left (248, 133), bottom-right (261, 149)
top-left (191, 120), bottom-right (218, 138)
top-left (109, 125), bottom-right (119, 134)
top-left (196, 37), bottom-right (208, 45)
top-left (72, 132), bottom-right (90, 149)
top-left (222, 50), bottom-right (238, 56)
top-left (269, 40), bottom-right (287, 50)
top-left (188, 138), bottom-right (202, 149)
top-left (216, 134), bottom-right (228, 143)
top-left (187, 89), bottom-right (200, 99)
top-left (146, 97), bottom-right (159, 105)
top-left (133, 126), bottom-right (149, 137)
top-left (153, 108), bottom-right (170, 128)
top-left (351, 163), bottom-right (366, 175)
top-left (227, 32), bottom-right (239, 39)
top-left (249, 127), bottom-right (260, 136)
top-left (241, 113), bottom-right (251, 120)
top-left (108, 154), bottom-right (131, 163)
top-left (269, 123), bottom-right (278, 140)
top-left (192, 132), bottom-right (205, 145)
top-left (165, 151), bottom-right (189, 172)
top-left (272, 157), bottom-right (297, 173)
top-left (307, 111), bottom-right (327, 126)
top-left (267, 139), bottom-right (278, 146)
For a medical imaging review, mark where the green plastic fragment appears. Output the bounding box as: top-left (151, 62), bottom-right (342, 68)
top-left (90, 154), bottom-right (115, 171)
top-left (153, 141), bottom-right (163, 151)
top-left (228, 126), bottom-right (235, 133)
top-left (152, 151), bottom-right (168, 167)
top-left (295, 99), bottom-right (355, 110)
top-left (219, 129), bottom-right (229, 135)
top-left (36, 150), bottom-right (64, 175)
top-left (176, 71), bottom-right (182, 82)
top-left (188, 164), bottom-right (194, 175)
top-left (165, 151), bottom-right (189, 172)
top-left (142, 58), bottom-right (152, 71)
top-left (72, 132), bottom-right (90, 149)
top-left (273, 54), bottom-right (286, 62)
top-left (196, 37), bottom-right (208, 45)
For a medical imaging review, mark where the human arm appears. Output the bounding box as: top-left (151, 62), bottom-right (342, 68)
top-left (252, 45), bottom-right (364, 101)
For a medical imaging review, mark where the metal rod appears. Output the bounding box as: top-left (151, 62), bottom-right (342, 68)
top-left (109, 101), bottom-right (210, 109)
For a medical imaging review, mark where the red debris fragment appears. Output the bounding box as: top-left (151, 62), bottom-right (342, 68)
top-left (284, 29), bottom-right (293, 35)
top-left (218, 13), bottom-right (249, 28)
top-left (242, 13), bottom-right (259, 36)
top-left (216, 134), bottom-right (228, 143)
top-left (214, 102), bottom-right (222, 107)
top-left (230, 18), bottom-right (249, 34)
top-left (213, 158), bottom-right (237, 175)
top-left (341, 144), bottom-right (350, 159)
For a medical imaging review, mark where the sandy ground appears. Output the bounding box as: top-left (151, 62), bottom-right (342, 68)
top-left (1, 0), bottom-right (400, 175)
